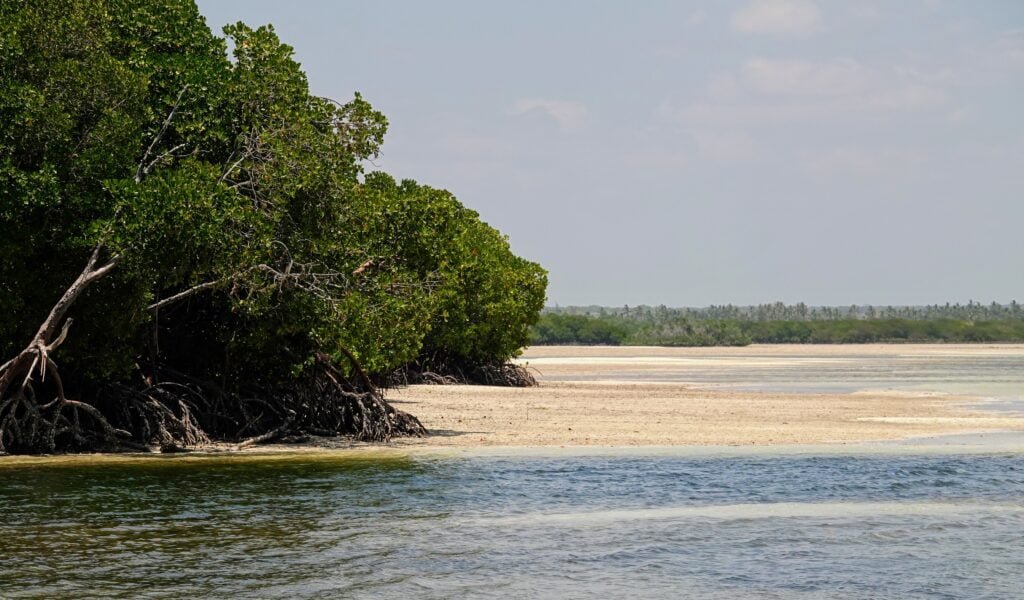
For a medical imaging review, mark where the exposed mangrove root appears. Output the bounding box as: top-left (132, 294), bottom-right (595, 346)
top-left (101, 382), bottom-right (213, 452)
top-left (472, 362), bottom-right (538, 387)
top-left (92, 356), bottom-right (425, 453)
top-left (0, 248), bottom-right (426, 455)
top-left (0, 245), bottom-right (129, 454)
top-left (1, 355), bottom-right (427, 455)
top-left (311, 351), bottom-right (426, 440)
top-left (390, 357), bottom-right (538, 388)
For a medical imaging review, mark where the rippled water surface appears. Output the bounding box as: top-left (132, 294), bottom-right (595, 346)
top-left (3, 450), bottom-right (1024, 599)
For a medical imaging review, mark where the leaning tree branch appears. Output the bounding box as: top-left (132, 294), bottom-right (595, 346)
top-left (0, 245), bottom-right (121, 399)
top-left (146, 254), bottom-right (381, 313)
top-left (147, 275), bottom-right (238, 311)
top-left (140, 142), bottom-right (192, 179)
top-left (135, 85), bottom-right (189, 184)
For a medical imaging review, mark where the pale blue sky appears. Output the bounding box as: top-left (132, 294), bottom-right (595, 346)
top-left (197, 0), bottom-right (1024, 306)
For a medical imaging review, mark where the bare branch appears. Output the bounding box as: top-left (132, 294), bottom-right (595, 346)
top-left (219, 134), bottom-right (254, 183)
top-left (32, 251), bottom-right (121, 346)
top-left (46, 318), bottom-right (73, 352)
top-left (82, 255), bottom-right (122, 286)
top-left (141, 143), bottom-right (190, 178)
top-left (135, 85), bottom-right (189, 184)
top-left (147, 276), bottom-right (236, 311)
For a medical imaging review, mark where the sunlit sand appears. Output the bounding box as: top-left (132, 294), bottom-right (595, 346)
top-left (390, 344), bottom-right (1024, 448)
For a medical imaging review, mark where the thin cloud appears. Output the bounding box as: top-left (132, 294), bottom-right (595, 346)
top-left (861, 85), bottom-right (946, 111)
top-left (690, 130), bottom-right (759, 162)
top-left (987, 29), bottom-right (1024, 72)
top-left (440, 132), bottom-right (505, 156)
top-left (511, 98), bottom-right (590, 130)
top-left (685, 10), bottom-right (707, 27)
top-left (706, 73), bottom-right (741, 101)
top-left (802, 146), bottom-right (925, 176)
top-left (741, 57), bottom-right (874, 96)
top-left (660, 56), bottom-right (947, 128)
top-left (730, 0), bottom-right (822, 36)
top-left (662, 88), bottom-right (946, 127)
top-left (624, 152), bottom-right (689, 170)
top-left (848, 3), bottom-right (881, 19)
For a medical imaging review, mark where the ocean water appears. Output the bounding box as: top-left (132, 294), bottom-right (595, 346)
top-left (2, 449), bottom-right (1024, 599)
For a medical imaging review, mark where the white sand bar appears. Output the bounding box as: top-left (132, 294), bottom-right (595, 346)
top-left (390, 344), bottom-right (1024, 447)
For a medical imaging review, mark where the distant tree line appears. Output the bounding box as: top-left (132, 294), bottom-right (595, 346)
top-left (545, 301), bottom-right (1024, 323)
top-left (532, 304), bottom-right (1024, 346)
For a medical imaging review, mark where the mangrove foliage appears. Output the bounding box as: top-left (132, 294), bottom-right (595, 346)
top-left (0, 0), bottom-right (546, 454)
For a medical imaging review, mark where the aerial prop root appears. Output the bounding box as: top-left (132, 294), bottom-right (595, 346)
top-left (311, 351), bottom-right (427, 440)
top-left (390, 359), bottom-right (537, 387)
top-left (0, 337), bottom-right (135, 454)
top-left (0, 245), bottom-right (427, 453)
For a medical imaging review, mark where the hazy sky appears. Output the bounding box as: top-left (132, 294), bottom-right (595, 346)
top-left (196, 0), bottom-right (1024, 306)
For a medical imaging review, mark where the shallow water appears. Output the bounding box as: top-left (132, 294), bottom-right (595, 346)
top-left (2, 450), bottom-right (1024, 599)
top-left (532, 348), bottom-right (1024, 413)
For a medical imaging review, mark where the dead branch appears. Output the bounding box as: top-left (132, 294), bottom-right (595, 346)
top-left (0, 245), bottom-right (121, 399)
top-left (147, 276), bottom-right (236, 311)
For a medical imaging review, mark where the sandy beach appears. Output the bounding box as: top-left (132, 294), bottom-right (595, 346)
top-left (390, 344), bottom-right (1024, 447)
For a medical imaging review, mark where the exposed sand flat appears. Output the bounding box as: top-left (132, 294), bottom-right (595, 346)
top-left (519, 343), bottom-right (1024, 359)
top-left (389, 344), bottom-right (1024, 447)
top-left (515, 343), bottom-right (1024, 380)
top-left (390, 382), bottom-right (1024, 446)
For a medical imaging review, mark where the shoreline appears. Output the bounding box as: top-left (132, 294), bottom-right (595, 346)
top-left (5, 430), bottom-right (1024, 469)
top-left (3, 344), bottom-right (1023, 462)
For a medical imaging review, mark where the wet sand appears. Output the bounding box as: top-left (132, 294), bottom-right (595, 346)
top-left (390, 344), bottom-right (1024, 447)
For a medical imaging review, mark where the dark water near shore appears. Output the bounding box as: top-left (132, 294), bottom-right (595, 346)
top-left (3, 450), bottom-right (1024, 599)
